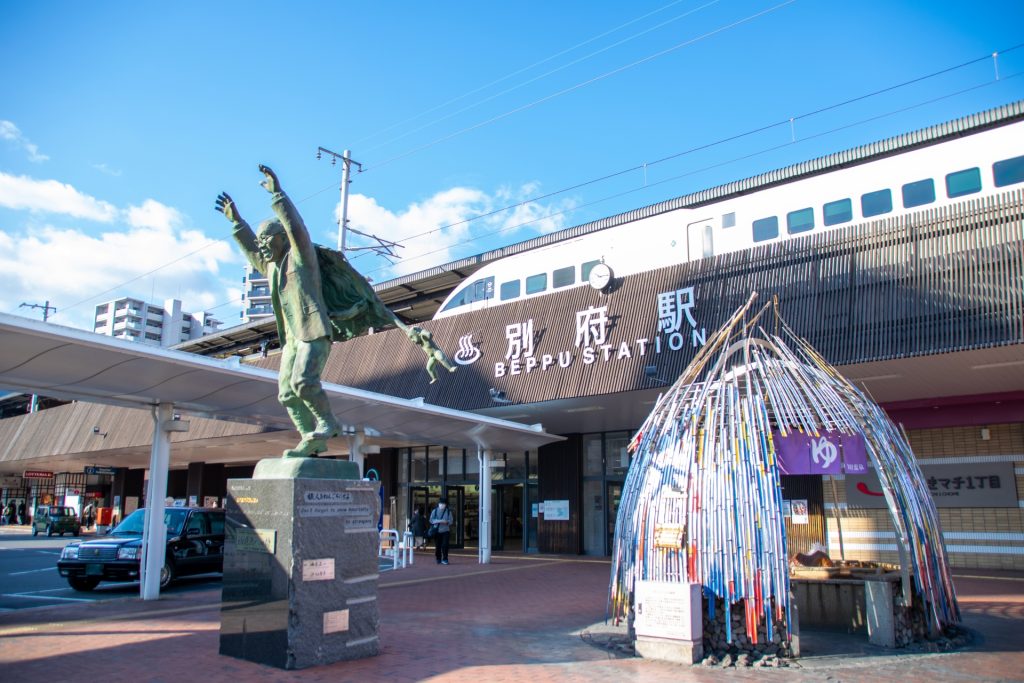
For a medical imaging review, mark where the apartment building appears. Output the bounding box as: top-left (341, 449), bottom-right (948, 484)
top-left (93, 297), bottom-right (221, 346)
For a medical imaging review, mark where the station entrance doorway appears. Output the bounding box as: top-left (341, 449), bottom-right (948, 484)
top-left (453, 483), bottom-right (538, 553)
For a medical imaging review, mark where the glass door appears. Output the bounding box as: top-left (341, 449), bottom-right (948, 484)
top-left (462, 486), bottom-right (479, 548)
top-left (492, 484), bottom-right (524, 552)
top-left (606, 482), bottom-right (623, 556)
top-left (526, 483), bottom-right (539, 553)
top-left (445, 485), bottom-right (465, 549)
top-left (410, 485), bottom-right (439, 536)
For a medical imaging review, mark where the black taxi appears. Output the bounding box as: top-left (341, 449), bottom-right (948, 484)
top-left (57, 506), bottom-right (224, 591)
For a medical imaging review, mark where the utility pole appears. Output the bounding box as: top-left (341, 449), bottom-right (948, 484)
top-left (19, 300), bottom-right (56, 413)
top-left (316, 146), bottom-right (401, 262)
top-left (316, 147), bottom-right (362, 252)
top-left (20, 300), bottom-right (56, 322)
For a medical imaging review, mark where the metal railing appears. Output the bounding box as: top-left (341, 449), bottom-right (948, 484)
top-left (378, 529), bottom-right (414, 570)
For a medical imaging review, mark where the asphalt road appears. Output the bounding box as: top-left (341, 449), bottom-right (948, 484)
top-left (0, 530), bottom-right (222, 611)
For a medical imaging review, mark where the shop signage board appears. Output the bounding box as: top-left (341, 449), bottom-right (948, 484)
top-left (543, 500), bottom-right (569, 520)
top-left (0, 476), bottom-right (21, 488)
top-left (85, 466), bottom-right (118, 475)
top-left (23, 470), bottom-right (54, 479)
top-left (845, 461), bottom-right (1017, 508)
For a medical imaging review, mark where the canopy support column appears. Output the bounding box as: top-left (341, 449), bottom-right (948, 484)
top-left (141, 402), bottom-right (173, 600)
top-left (477, 446), bottom-right (491, 565)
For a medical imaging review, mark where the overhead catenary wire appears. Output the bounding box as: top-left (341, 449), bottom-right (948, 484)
top-left (356, 71), bottom-right (1024, 278)
top-left (357, 0), bottom-right (723, 155)
top-left (45, 46), bottom-right (1024, 320)
top-left (360, 0), bottom-right (801, 173)
top-left (349, 46), bottom-right (1024, 266)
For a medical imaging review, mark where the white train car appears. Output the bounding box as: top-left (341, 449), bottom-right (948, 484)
top-left (434, 102), bottom-right (1024, 319)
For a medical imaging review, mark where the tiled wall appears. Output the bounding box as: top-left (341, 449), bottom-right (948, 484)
top-left (824, 423), bottom-right (1024, 570)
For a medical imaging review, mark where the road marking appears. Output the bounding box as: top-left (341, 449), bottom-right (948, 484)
top-left (9, 566), bottom-right (57, 575)
top-left (2, 593), bottom-right (94, 602)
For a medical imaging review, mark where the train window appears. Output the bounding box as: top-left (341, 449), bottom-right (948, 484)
top-left (823, 198), bottom-right (852, 226)
top-left (902, 179), bottom-right (935, 208)
top-left (861, 189), bottom-right (892, 218)
top-left (581, 260), bottom-right (600, 282)
top-left (786, 208), bottom-right (814, 234)
top-left (525, 273), bottom-right (547, 295)
top-left (552, 266), bottom-right (575, 288)
top-left (441, 277), bottom-right (494, 312)
top-left (472, 277), bottom-right (494, 302)
top-left (441, 288), bottom-right (468, 312)
top-left (946, 167), bottom-right (981, 198)
top-left (500, 280), bottom-right (520, 301)
top-left (752, 216), bottom-right (778, 243)
top-left (722, 212), bottom-right (736, 228)
top-left (993, 155), bottom-right (1024, 187)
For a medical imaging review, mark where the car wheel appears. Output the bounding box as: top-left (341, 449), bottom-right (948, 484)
top-left (68, 576), bottom-right (101, 592)
top-left (46, 525), bottom-right (53, 537)
top-left (73, 528), bottom-right (80, 537)
top-left (32, 527), bottom-right (38, 537)
top-left (159, 560), bottom-right (175, 590)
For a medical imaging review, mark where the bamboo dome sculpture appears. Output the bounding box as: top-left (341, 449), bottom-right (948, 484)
top-left (608, 293), bottom-right (960, 647)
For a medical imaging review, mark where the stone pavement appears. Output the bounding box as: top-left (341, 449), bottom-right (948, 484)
top-left (0, 549), bottom-right (1022, 682)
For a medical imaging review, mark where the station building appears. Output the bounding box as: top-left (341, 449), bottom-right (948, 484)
top-left (1, 103), bottom-right (1022, 570)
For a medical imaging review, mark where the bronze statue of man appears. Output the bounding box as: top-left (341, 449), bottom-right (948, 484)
top-left (217, 165), bottom-right (456, 458)
top-left (217, 166), bottom-right (340, 457)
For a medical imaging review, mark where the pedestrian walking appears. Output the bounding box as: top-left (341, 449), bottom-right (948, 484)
top-left (429, 500), bottom-right (453, 564)
top-left (409, 507), bottom-right (427, 549)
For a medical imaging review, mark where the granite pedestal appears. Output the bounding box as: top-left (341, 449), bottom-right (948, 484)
top-left (219, 464), bottom-right (380, 670)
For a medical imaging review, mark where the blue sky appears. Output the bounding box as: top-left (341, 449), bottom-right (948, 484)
top-left (2, 1), bottom-right (1022, 331)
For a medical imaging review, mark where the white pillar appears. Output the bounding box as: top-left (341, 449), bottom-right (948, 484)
top-left (477, 446), bottom-right (491, 565)
top-left (141, 402), bottom-right (173, 600)
top-left (349, 431), bottom-right (365, 477)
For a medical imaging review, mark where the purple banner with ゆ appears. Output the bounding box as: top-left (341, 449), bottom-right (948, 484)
top-left (772, 431), bottom-right (867, 475)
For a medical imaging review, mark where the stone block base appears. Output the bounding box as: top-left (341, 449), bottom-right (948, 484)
top-left (636, 635), bottom-right (703, 664)
top-left (219, 476), bottom-right (380, 669)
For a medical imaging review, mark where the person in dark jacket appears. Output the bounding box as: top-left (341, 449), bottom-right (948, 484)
top-left (409, 507), bottom-right (427, 549)
top-left (429, 501), bottom-right (454, 565)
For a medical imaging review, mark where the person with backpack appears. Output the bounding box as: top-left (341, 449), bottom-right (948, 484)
top-left (429, 500), bottom-right (453, 565)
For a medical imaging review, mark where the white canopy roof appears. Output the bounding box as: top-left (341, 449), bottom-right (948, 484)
top-left (0, 312), bottom-right (561, 452)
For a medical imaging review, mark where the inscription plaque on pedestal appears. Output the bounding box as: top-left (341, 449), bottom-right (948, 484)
top-left (219, 476), bottom-right (380, 669)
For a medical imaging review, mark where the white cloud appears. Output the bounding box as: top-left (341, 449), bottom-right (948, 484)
top-left (126, 199), bottom-right (184, 231)
top-left (0, 173), bottom-right (241, 331)
top-left (0, 222), bottom-right (241, 331)
top-left (0, 172), bottom-right (119, 222)
top-left (0, 120), bottom-right (49, 163)
top-left (345, 183), bottom-right (577, 278)
top-left (92, 163), bottom-right (122, 177)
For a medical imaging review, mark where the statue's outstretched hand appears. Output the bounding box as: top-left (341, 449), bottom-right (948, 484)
top-left (259, 164), bottom-right (280, 194)
top-left (215, 192), bottom-right (240, 224)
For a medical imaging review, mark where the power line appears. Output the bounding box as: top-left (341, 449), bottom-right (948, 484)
top-left (362, 0), bottom-right (799, 172)
top-left (358, 70), bottom-right (1024, 279)
top-left (352, 0), bottom-right (696, 148)
top-left (46, 41), bottom-right (1023, 321)
top-left (359, 0), bottom-right (722, 155)
top-left (350, 44), bottom-right (1024, 263)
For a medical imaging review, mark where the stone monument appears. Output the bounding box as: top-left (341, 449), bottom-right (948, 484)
top-left (220, 459), bottom-right (381, 669)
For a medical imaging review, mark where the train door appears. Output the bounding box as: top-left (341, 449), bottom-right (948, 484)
top-left (687, 218), bottom-right (715, 261)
